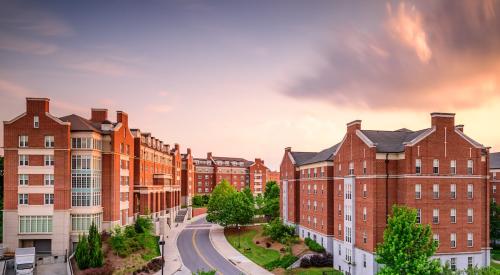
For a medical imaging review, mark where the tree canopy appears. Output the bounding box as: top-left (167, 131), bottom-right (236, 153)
top-left (376, 205), bottom-right (441, 275)
top-left (207, 180), bottom-right (254, 227)
top-left (262, 181), bottom-right (280, 221)
top-left (491, 202), bottom-right (500, 246)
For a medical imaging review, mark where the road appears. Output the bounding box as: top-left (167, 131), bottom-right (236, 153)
top-left (177, 217), bottom-right (243, 275)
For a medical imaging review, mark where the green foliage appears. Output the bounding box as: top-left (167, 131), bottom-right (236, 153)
top-left (264, 181), bottom-right (280, 200)
top-left (207, 180), bottom-right (236, 226)
top-left (304, 237), bottom-right (325, 253)
top-left (226, 191), bottom-right (255, 228)
top-left (263, 218), bottom-right (296, 244)
top-left (109, 216), bottom-right (160, 260)
top-left (193, 270), bottom-right (216, 275)
top-left (192, 194), bottom-right (211, 207)
top-left (262, 181), bottom-right (280, 221)
top-left (264, 254), bottom-right (298, 270)
top-left (75, 234), bottom-right (90, 269)
top-left (491, 202), bottom-right (500, 246)
top-left (441, 263), bottom-right (500, 275)
top-left (255, 194), bottom-right (265, 215)
top-left (135, 215), bottom-right (153, 234)
top-left (242, 187), bottom-right (254, 205)
top-left (376, 205), bottom-right (442, 275)
top-left (87, 223), bottom-right (104, 267)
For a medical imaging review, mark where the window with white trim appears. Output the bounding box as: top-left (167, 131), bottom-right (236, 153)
top-left (450, 233), bottom-right (456, 248)
top-left (450, 257), bottom-right (457, 271)
top-left (433, 159), bottom-right (439, 174)
top-left (467, 160), bottom-right (474, 175)
top-left (33, 116), bottom-right (39, 128)
top-left (363, 207), bottom-right (367, 221)
top-left (467, 208), bottom-right (473, 223)
top-left (494, 184), bottom-right (497, 194)
top-left (19, 174), bottom-right (29, 186)
top-left (450, 208), bottom-right (456, 223)
top-left (363, 160), bottom-right (367, 175)
top-left (44, 136), bottom-right (55, 148)
top-left (44, 155), bottom-right (54, 166)
top-left (450, 160), bottom-right (456, 174)
top-left (19, 155), bottom-right (28, 166)
top-left (467, 183), bottom-right (474, 199)
top-left (415, 184), bottom-right (421, 199)
top-left (416, 208), bottom-right (421, 224)
top-left (348, 161), bottom-right (354, 175)
top-left (362, 183), bottom-right (367, 198)
top-left (467, 233), bottom-right (473, 247)
top-left (44, 194), bottom-right (54, 205)
top-left (416, 159), bottom-right (421, 174)
top-left (19, 215), bottom-right (52, 233)
top-left (432, 209), bottom-right (439, 224)
top-left (450, 183), bottom-right (456, 199)
top-left (433, 184), bottom-right (439, 199)
top-left (468, 257), bottom-right (473, 269)
top-left (44, 174), bottom-right (54, 186)
top-left (363, 231), bottom-right (367, 243)
top-left (19, 194), bottom-right (28, 205)
top-left (19, 135), bottom-right (28, 147)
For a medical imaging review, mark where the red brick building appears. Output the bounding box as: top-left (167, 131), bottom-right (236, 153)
top-left (267, 170), bottom-right (280, 183)
top-left (181, 148), bottom-right (194, 206)
top-left (491, 152), bottom-right (500, 203)
top-left (281, 113), bottom-right (491, 274)
top-left (193, 152), bottom-right (274, 195)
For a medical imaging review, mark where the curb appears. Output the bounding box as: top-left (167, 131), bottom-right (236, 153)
top-left (208, 225), bottom-right (249, 275)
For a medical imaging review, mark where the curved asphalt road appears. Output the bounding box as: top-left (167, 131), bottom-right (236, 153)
top-left (177, 217), bottom-right (243, 275)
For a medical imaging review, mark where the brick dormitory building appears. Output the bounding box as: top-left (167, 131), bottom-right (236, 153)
top-left (193, 152), bottom-right (278, 195)
top-left (2, 98), bottom-right (193, 256)
top-left (281, 112), bottom-right (491, 274)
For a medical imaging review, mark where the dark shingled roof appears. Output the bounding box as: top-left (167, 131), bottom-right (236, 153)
top-left (361, 128), bottom-right (430, 153)
top-left (491, 153), bottom-right (500, 169)
top-left (60, 114), bottom-right (102, 133)
top-left (301, 143), bottom-right (340, 165)
top-left (290, 152), bottom-right (317, 165)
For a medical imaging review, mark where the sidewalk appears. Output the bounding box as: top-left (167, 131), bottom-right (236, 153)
top-left (160, 214), bottom-right (206, 275)
top-left (209, 224), bottom-right (272, 275)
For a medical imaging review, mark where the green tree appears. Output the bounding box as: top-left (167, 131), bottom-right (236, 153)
top-left (264, 181), bottom-right (280, 200)
top-left (226, 191), bottom-right (255, 247)
top-left (263, 218), bottom-right (295, 244)
top-left (207, 180), bottom-right (236, 226)
top-left (242, 187), bottom-right (254, 205)
top-left (376, 205), bottom-right (442, 275)
top-left (491, 202), bottom-right (500, 247)
top-left (75, 234), bottom-right (90, 269)
top-left (255, 194), bottom-right (264, 216)
top-left (87, 222), bottom-right (104, 267)
top-left (262, 181), bottom-right (280, 221)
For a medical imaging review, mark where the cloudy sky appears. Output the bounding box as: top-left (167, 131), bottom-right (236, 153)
top-left (1, 0), bottom-right (499, 169)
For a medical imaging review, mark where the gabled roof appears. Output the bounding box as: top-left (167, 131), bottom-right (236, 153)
top-left (301, 143), bottom-right (340, 165)
top-left (491, 152), bottom-right (500, 169)
top-left (60, 114), bottom-right (103, 133)
top-left (361, 128), bottom-right (429, 153)
top-left (290, 152), bottom-right (317, 166)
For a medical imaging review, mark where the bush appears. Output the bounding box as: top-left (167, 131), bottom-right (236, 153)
top-left (135, 216), bottom-right (153, 234)
top-left (81, 263), bottom-right (113, 275)
top-left (75, 234), bottom-right (90, 269)
top-left (299, 253), bottom-right (332, 268)
top-left (304, 237), bottom-right (325, 253)
top-left (264, 254), bottom-right (298, 270)
top-left (263, 218), bottom-right (296, 244)
top-left (300, 257), bottom-right (311, 268)
top-left (109, 217), bottom-right (159, 260)
top-left (193, 195), bottom-right (211, 208)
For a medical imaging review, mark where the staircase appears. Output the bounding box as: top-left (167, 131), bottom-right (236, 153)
top-left (175, 208), bottom-right (188, 223)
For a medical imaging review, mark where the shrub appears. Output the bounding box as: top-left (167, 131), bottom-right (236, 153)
top-left (87, 223), bottom-right (104, 268)
top-left (75, 234), bottom-right (90, 269)
top-left (299, 253), bottom-right (332, 268)
top-left (81, 263), bottom-right (113, 275)
top-left (135, 216), bottom-right (153, 234)
top-left (266, 242), bottom-right (271, 248)
top-left (300, 257), bottom-right (311, 268)
top-left (263, 218), bottom-right (296, 244)
top-left (304, 237), bottom-right (325, 253)
top-left (264, 254), bottom-right (298, 270)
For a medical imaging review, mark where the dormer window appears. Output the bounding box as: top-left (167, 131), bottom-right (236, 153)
top-left (34, 116), bottom-right (39, 128)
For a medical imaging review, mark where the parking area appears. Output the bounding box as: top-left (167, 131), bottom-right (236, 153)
top-left (3, 259), bottom-right (67, 275)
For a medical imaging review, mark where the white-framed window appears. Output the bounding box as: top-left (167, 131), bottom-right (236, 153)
top-left (363, 254), bottom-right (367, 268)
top-left (467, 233), bottom-right (473, 247)
top-left (450, 257), bottom-right (457, 271)
top-left (467, 183), bottom-right (474, 199)
top-left (433, 184), bottom-right (439, 199)
top-left (19, 135), bottom-right (28, 147)
top-left (33, 116), bottom-right (39, 128)
top-left (416, 159), bottom-right (421, 174)
top-left (44, 136), bottom-right (55, 148)
top-left (415, 184), bottom-right (421, 199)
top-left (19, 155), bottom-right (28, 166)
top-left (362, 183), bottom-right (367, 198)
top-left (348, 161), bottom-right (354, 175)
top-left (468, 257), bottom-right (473, 269)
top-left (314, 184), bottom-right (317, 194)
top-left (19, 194), bottom-right (28, 205)
top-left (433, 234), bottom-right (440, 246)
top-left (433, 159), bottom-right (439, 174)
top-left (450, 233), bottom-right (456, 248)
top-left (450, 160), bottom-right (456, 174)
top-left (338, 224), bottom-right (342, 235)
top-left (416, 208), bottom-right (421, 224)
top-left (467, 160), bottom-right (474, 175)
top-left (19, 174), bottom-right (29, 186)
top-left (363, 160), bottom-right (367, 175)
top-left (313, 201), bottom-right (317, 211)
top-left (363, 207), bottom-right (367, 221)
top-left (338, 204), bottom-right (342, 216)
top-left (71, 213), bottom-right (102, 232)
top-left (433, 209), bottom-right (439, 224)
top-left (467, 208), bottom-right (474, 223)
top-left (19, 215), bottom-right (52, 233)
top-left (450, 183), bottom-right (456, 199)
top-left (363, 231), bottom-right (367, 243)
top-left (450, 208), bottom-right (457, 223)
top-left (44, 155), bottom-right (54, 166)
top-left (44, 174), bottom-right (54, 186)
top-left (494, 184), bottom-right (497, 194)
top-left (44, 194), bottom-right (54, 205)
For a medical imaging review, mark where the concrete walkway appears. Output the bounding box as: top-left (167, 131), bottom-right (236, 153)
top-left (209, 224), bottom-right (272, 275)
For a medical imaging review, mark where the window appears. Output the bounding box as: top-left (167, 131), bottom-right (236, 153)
top-left (450, 258), bottom-right (457, 271)
top-left (338, 204), bottom-right (342, 216)
top-left (468, 257), bottom-right (473, 269)
top-left (433, 184), bottom-right (439, 199)
top-left (19, 194), bottom-right (28, 205)
top-left (433, 159), bottom-right (439, 174)
top-left (338, 184), bottom-right (342, 196)
top-left (19, 135), bottom-right (28, 147)
top-left (467, 160), bottom-right (474, 175)
top-left (415, 184), bottom-right (421, 199)
top-left (494, 185), bottom-right (497, 194)
top-left (363, 160), bottom-right (367, 175)
top-left (314, 184), bottom-right (317, 194)
top-left (44, 155), bottom-right (54, 166)
top-left (363, 207), bottom-right (367, 221)
top-left (363, 231), bottom-right (367, 243)
top-left (72, 192), bottom-right (91, 207)
top-left (467, 233), bottom-right (473, 247)
top-left (433, 234), bottom-right (440, 246)
top-left (348, 162), bottom-right (354, 175)
top-left (71, 213), bottom-right (102, 232)
top-left (450, 183), bottom-right (456, 199)
top-left (19, 216), bottom-right (52, 233)
top-left (467, 183), bottom-right (474, 199)
top-left (416, 159), bottom-right (422, 174)
top-left (19, 174), bottom-right (29, 186)
top-left (450, 208), bottom-right (456, 223)
top-left (416, 208), bottom-right (421, 224)
top-left (467, 208), bottom-right (474, 223)
top-left (32, 116), bottom-right (40, 129)
top-left (44, 136), bottom-right (55, 148)
top-left (362, 184), bottom-right (367, 198)
top-left (44, 174), bottom-right (54, 186)
top-left (44, 194), bottom-right (54, 205)
top-left (338, 244), bottom-right (341, 255)
top-left (363, 254), bottom-right (367, 268)
top-left (19, 155), bottom-right (28, 166)
top-left (450, 160), bottom-right (456, 174)
top-left (433, 209), bottom-right (439, 224)
top-left (450, 233), bottom-right (456, 248)
top-left (338, 224), bottom-right (342, 236)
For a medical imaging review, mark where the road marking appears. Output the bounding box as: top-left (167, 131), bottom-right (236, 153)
top-left (192, 229), bottom-right (223, 275)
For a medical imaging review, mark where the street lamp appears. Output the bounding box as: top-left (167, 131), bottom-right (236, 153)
top-left (238, 224), bottom-right (241, 248)
top-left (159, 240), bottom-right (166, 274)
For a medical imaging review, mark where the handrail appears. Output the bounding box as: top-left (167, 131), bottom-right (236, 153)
top-left (67, 252), bottom-right (75, 275)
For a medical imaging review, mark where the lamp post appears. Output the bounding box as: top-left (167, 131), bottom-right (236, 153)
top-left (238, 224), bottom-right (241, 248)
top-left (159, 240), bottom-right (165, 274)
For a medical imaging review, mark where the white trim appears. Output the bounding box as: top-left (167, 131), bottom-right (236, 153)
top-left (45, 112), bottom-right (71, 125)
top-left (4, 112), bottom-right (26, 124)
top-left (287, 151), bottom-right (296, 165)
top-left (375, 152), bottom-right (405, 160)
top-left (18, 148), bottom-right (55, 155)
top-left (333, 134), bottom-right (348, 156)
top-left (18, 186), bottom-right (54, 194)
top-left (334, 174), bottom-right (487, 180)
top-left (454, 128), bottom-right (484, 149)
top-left (356, 130), bottom-right (376, 147)
top-left (403, 127), bottom-right (436, 146)
top-left (298, 161), bottom-right (333, 169)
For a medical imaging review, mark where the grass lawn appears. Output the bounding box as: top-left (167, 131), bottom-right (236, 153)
top-left (491, 260), bottom-right (500, 270)
top-left (285, 267), bottom-right (341, 275)
top-left (225, 228), bottom-right (281, 267)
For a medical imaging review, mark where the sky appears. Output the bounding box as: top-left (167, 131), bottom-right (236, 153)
top-left (1, 0), bottom-right (500, 170)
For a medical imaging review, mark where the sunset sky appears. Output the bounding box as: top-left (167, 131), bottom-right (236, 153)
top-left (1, 0), bottom-right (500, 170)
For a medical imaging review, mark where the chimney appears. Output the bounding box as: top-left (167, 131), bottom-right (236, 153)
top-left (166, 144), bottom-right (171, 152)
top-left (347, 120), bottom-right (362, 132)
top-left (431, 112), bottom-right (455, 128)
top-left (285, 147), bottom-right (292, 153)
top-left (456, 124), bottom-right (464, 132)
top-left (255, 158), bottom-right (262, 164)
top-left (117, 111), bottom-right (128, 126)
top-left (91, 108), bottom-right (108, 123)
top-left (26, 98), bottom-right (49, 114)
top-left (207, 152), bottom-right (212, 159)
top-left (187, 148), bottom-right (192, 155)
top-left (174, 143), bottom-right (180, 151)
